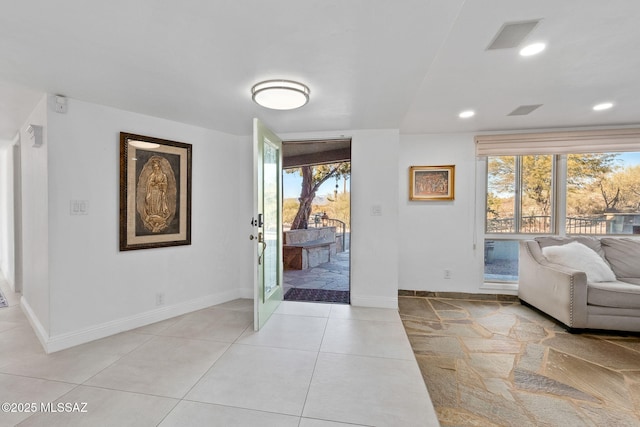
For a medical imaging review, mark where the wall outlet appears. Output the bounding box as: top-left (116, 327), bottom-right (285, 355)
top-left (156, 292), bottom-right (165, 306)
top-left (444, 269), bottom-right (452, 279)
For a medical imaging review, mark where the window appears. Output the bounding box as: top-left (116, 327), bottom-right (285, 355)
top-left (484, 154), bottom-right (553, 283)
top-left (484, 151), bottom-right (640, 282)
top-left (486, 155), bottom-right (554, 234)
top-left (567, 153), bottom-right (640, 234)
top-left (484, 240), bottom-right (519, 282)
top-left (477, 129), bottom-right (640, 283)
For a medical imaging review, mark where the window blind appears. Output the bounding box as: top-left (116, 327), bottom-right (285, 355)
top-left (475, 128), bottom-right (640, 156)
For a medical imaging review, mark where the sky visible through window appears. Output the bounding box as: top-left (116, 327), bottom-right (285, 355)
top-left (283, 170), bottom-right (350, 199)
top-left (619, 152), bottom-right (640, 166)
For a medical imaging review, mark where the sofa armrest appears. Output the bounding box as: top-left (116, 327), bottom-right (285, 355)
top-left (518, 240), bottom-right (588, 328)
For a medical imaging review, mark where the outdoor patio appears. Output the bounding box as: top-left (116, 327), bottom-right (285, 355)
top-left (283, 250), bottom-right (350, 303)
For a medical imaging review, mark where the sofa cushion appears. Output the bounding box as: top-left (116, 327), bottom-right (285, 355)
top-left (600, 238), bottom-right (640, 279)
top-left (541, 241), bottom-right (616, 282)
top-left (588, 281), bottom-right (640, 309)
top-left (535, 236), bottom-right (606, 259)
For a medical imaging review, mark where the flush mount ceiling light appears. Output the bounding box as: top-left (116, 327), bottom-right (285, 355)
top-left (593, 102), bottom-right (614, 111)
top-left (519, 42), bottom-right (546, 56)
top-left (251, 80), bottom-right (310, 110)
top-left (459, 110), bottom-right (475, 119)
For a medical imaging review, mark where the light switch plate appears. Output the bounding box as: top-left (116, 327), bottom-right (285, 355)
top-left (70, 200), bottom-right (89, 215)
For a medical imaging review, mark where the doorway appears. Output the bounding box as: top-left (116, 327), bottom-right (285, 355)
top-left (281, 139), bottom-right (351, 304)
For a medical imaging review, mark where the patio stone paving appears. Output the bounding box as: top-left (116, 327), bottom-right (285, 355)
top-left (283, 251), bottom-right (350, 294)
top-left (399, 294), bottom-right (640, 426)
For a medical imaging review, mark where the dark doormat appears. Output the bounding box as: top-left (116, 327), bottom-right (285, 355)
top-left (284, 288), bottom-right (350, 304)
top-left (0, 289), bottom-right (8, 308)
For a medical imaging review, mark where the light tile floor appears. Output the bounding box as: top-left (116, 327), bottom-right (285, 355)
top-left (0, 278), bottom-right (438, 427)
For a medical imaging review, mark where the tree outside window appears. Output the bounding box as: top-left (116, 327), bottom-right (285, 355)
top-left (485, 152), bottom-right (640, 282)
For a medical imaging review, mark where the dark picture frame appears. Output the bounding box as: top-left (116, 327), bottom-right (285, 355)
top-left (409, 165), bottom-right (455, 201)
top-left (119, 132), bottom-right (192, 251)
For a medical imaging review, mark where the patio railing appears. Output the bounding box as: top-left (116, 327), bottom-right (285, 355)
top-left (487, 215), bottom-right (608, 234)
top-left (325, 218), bottom-right (347, 251)
top-left (309, 213), bottom-right (347, 251)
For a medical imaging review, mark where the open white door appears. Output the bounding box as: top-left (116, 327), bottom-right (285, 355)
top-left (252, 118), bottom-right (283, 330)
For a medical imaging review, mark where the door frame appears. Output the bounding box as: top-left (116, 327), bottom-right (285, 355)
top-left (281, 138), bottom-right (352, 302)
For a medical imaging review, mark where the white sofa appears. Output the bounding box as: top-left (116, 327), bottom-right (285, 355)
top-left (519, 236), bottom-right (640, 332)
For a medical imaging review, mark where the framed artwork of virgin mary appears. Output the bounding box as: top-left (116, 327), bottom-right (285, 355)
top-left (119, 132), bottom-right (192, 251)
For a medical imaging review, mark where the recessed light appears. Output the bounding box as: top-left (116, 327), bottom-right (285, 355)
top-left (519, 42), bottom-right (546, 56)
top-left (251, 80), bottom-right (310, 110)
top-left (459, 110), bottom-right (475, 119)
top-left (593, 102), bottom-right (613, 111)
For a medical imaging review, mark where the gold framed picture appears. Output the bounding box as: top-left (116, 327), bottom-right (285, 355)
top-left (409, 165), bottom-right (455, 201)
top-left (119, 132), bottom-right (192, 251)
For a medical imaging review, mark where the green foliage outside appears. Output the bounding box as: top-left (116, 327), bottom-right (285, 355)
top-left (486, 153), bottom-right (640, 220)
top-left (283, 192), bottom-right (351, 230)
top-left (286, 162), bottom-right (351, 230)
top-left (322, 192), bottom-right (351, 228)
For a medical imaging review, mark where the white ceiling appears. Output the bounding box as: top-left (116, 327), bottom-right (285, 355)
top-left (1, 0), bottom-right (639, 142)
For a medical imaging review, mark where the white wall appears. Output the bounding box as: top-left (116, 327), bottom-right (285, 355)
top-left (0, 136), bottom-right (20, 290)
top-left (21, 96), bottom-right (252, 351)
top-left (398, 133), bottom-right (485, 293)
top-left (0, 143), bottom-right (14, 286)
top-left (282, 128), bottom-right (400, 308)
top-left (19, 95), bottom-right (50, 335)
top-left (350, 129), bottom-right (400, 307)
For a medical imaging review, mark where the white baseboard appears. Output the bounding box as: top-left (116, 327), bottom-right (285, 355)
top-left (27, 289), bottom-right (248, 354)
top-left (350, 294), bottom-right (398, 309)
top-left (20, 296), bottom-right (50, 351)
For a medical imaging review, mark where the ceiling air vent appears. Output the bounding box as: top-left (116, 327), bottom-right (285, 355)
top-left (508, 104), bottom-right (543, 116)
top-left (487, 20), bottom-right (541, 50)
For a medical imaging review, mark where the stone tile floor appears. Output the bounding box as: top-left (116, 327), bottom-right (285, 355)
top-left (399, 294), bottom-right (640, 427)
top-left (283, 250), bottom-right (350, 294)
